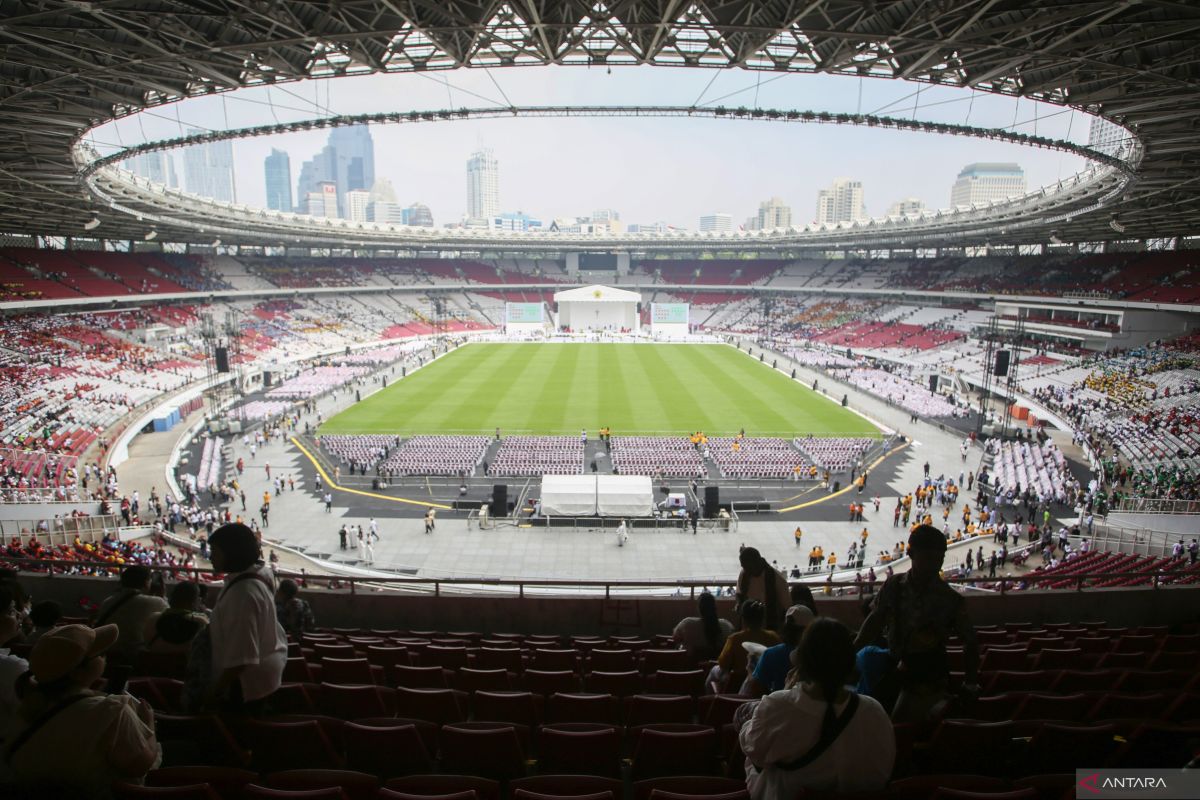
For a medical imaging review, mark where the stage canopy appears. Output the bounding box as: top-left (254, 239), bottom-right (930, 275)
top-left (554, 284), bottom-right (641, 332)
top-left (541, 474), bottom-right (654, 517)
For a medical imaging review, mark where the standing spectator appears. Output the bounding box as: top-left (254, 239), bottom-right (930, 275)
top-left (206, 523), bottom-right (287, 714)
top-left (6, 624), bottom-right (161, 796)
top-left (92, 565), bottom-right (168, 665)
top-left (735, 547), bottom-right (791, 632)
top-left (275, 579), bottom-right (315, 638)
top-left (854, 524), bottom-right (979, 724)
top-left (672, 591), bottom-right (734, 663)
top-left (740, 618), bottom-right (893, 799)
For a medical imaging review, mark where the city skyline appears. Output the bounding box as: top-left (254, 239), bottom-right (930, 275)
top-left (104, 67), bottom-right (1088, 230)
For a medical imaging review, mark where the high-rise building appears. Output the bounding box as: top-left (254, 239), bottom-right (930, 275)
top-left (328, 125), bottom-right (375, 216)
top-left (887, 197), bottom-right (926, 217)
top-left (756, 196), bottom-right (792, 230)
top-left (466, 148), bottom-right (499, 223)
top-left (403, 203), bottom-right (434, 227)
top-left (293, 125), bottom-right (374, 216)
top-left (950, 163), bottom-right (1026, 207)
top-left (699, 213), bottom-right (733, 232)
top-left (264, 149), bottom-right (292, 212)
top-left (182, 128), bottom-right (235, 202)
top-left (366, 178), bottom-right (402, 224)
top-left (304, 182), bottom-right (339, 218)
top-left (345, 189), bottom-right (371, 222)
top-left (1088, 117), bottom-right (1129, 158)
top-left (492, 211), bottom-right (542, 232)
top-left (815, 179), bottom-right (866, 225)
top-left (126, 151), bottom-right (178, 188)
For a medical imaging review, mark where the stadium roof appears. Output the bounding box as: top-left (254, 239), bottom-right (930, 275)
top-left (1, 1), bottom-right (1199, 248)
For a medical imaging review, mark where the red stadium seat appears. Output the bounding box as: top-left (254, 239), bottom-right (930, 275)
top-left (438, 724), bottom-right (527, 779)
top-left (146, 767), bottom-right (259, 800)
top-left (537, 724), bottom-right (623, 777)
top-left (632, 776), bottom-right (748, 800)
top-left (243, 785), bottom-right (348, 799)
top-left (340, 721), bottom-right (433, 778)
top-left (586, 671), bottom-right (643, 697)
top-left (242, 719), bottom-right (344, 772)
top-left (625, 694), bottom-right (695, 726)
top-left (265, 770), bottom-right (379, 800)
top-left (472, 690), bottom-right (543, 727)
top-left (630, 726), bottom-right (718, 780)
top-left (511, 776), bottom-right (623, 798)
top-left (113, 784), bottom-right (220, 800)
top-left (395, 687), bottom-right (468, 724)
top-left (545, 692), bottom-right (621, 725)
top-left (383, 775), bottom-right (500, 800)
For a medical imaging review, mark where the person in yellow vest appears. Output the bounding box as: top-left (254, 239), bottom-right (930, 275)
top-left (860, 528), bottom-right (869, 547)
top-left (827, 551), bottom-right (837, 572)
top-left (794, 527), bottom-right (803, 547)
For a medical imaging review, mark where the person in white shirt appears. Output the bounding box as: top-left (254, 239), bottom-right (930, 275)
top-left (740, 618), bottom-right (894, 799)
top-left (207, 523), bottom-right (287, 713)
top-left (616, 520), bottom-right (628, 547)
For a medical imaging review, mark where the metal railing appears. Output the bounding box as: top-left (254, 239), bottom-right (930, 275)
top-left (3, 557), bottom-right (1196, 598)
top-left (1112, 496), bottom-right (1200, 515)
top-left (0, 514), bottom-right (124, 542)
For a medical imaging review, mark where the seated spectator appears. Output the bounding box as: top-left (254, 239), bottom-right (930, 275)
top-left (24, 600), bottom-right (62, 646)
top-left (735, 547), bottom-right (791, 631)
top-left (672, 591), bottom-right (734, 663)
top-left (740, 618), bottom-right (894, 799)
top-left (853, 524), bottom-right (980, 724)
top-left (5, 624), bottom-right (160, 798)
top-left (713, 600), bottom-right (781, 694)
top-left (207, 523), bottom-right (287, 714)
top-left (274, 578), bottom-right (315, 639)
top-left (91, 565), bottom-right (167, 665)
top-left (745, 604), bottom-right (815, 697)
top-left (142, 581), bottom-right (208, 654)
top-left (1, 581), bottom-right (31, 744)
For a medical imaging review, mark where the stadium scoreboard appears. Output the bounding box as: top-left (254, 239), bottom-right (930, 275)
top-left (651, 303), bottom-right (689, 325)
top-left (506, 302), bottom-right (544, 323)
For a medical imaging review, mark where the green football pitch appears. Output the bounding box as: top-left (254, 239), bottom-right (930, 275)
top-left (320, 343), bottom-right (878, 438)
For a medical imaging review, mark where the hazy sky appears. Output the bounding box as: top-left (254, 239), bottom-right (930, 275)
top-left (95, 66), bottom-right (1094, 229)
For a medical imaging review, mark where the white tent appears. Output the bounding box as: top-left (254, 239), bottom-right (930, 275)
top-left (540, 474), bottom-right (654, 517)
top-left (554, 284), bottom-right (641, 332)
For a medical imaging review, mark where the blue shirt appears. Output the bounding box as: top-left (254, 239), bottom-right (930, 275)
top-left (752, 642), bottom-right (793, 693)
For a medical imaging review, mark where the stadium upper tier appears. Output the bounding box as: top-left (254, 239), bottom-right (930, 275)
top-left (2, 250), bottom-right (1198, 307)
top-left (2, 2), bottom-right (1199, 246)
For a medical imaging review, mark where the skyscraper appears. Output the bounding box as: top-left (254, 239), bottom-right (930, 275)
top-left (756, 197), bottom-right (792, 230)
top-left (403, 203), bottom-right (434, 227)
top-left (126, 151), bottom-right (178, 188)
top-left (950, 163), bottom-right (1026, 207)
top-left (264, 149), bottom-right (292, 212)
top-left (815, 179), bottom-right (866, 224)
top-left (328, 125), bottom-right (375, 216)
top-left (699, 213), bottom-right (733, 232)
top-left (887, 197), bottom-right (926, 217)
top-left (1088, 117), bottom-right (1129, 158)
top-left (295, 144), bottom-right (337, 214)
top-left (182, 128), bottom-right (235, 202)
top-left (345, 189), bottom-right (371, 222)
top-left (466, 148), bottom-right (499, 223)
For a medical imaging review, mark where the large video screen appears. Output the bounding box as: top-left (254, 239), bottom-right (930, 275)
top-left (506, 302), bottom-right (544, 323)
top-left (651, 303), bottom-right (689, 325)
top-left (580, 252), bottom-right (617, 270)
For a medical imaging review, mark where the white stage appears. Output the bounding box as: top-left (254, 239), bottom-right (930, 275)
top-left (541, 474), bottom-right (654, 517)
top-left (554, 284), bottom-right (640, 332)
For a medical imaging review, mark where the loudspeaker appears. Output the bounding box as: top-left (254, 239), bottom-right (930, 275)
top-left (214, 347), bottom-right (230, 373)
top-left (704, 486), bottom-right (720, 518)
top-left (491, 484), bottom-right (508, 516)
top-left (929, 374), bottom-right (939, 393)
top-left (994, 350), bottom-right (1011, 377)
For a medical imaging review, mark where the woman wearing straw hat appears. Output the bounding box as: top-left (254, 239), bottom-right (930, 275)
top-left (6, 624), bottom-right (160, 797)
